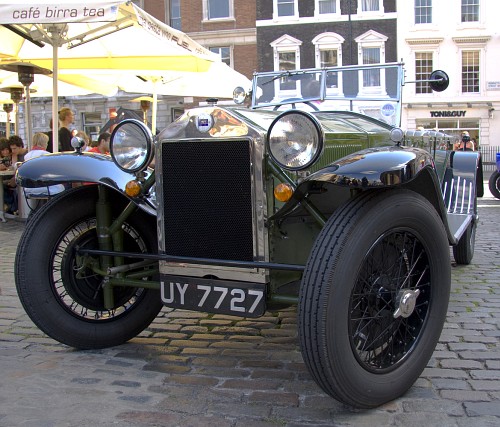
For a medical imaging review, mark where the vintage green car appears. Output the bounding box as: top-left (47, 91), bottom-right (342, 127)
top-left (15, 63), bottom-right (481, 408)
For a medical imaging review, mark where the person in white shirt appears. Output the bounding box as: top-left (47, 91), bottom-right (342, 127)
top-left (24, 132), bottom-right (65, 197)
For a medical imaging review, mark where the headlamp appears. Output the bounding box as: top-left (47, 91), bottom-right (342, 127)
top-left (110, 119), bottom-right (153, 173)
top-left (267, 110), bottom-right (324, 171)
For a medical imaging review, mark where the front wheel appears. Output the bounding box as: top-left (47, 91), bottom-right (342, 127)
top-left (15, 185), bottom-right (162, 349)
top-left (489, 170), bottom-right (500, 199)
top-left (299, 190), bottom-right (451, 408)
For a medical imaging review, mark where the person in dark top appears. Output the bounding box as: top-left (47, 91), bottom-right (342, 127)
top-left (8, 135), bottom-right (26, 163)
top-left (46, 118), bottom-right (54, 153)
top-left (58, 107), bottom-right (75, 151)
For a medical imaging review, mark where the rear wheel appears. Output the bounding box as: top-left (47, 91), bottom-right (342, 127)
top-left (299, 190), bottom-right (450, 408)
top-left (452, 220), bottom-right (476, 265)
top-left (15, 185), bottom-right (162, 349)
top-left (489, 170), bottom-right (500, 199)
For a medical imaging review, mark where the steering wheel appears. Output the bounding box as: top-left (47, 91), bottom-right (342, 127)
top-left (273, 98), bottom-right (320, 111)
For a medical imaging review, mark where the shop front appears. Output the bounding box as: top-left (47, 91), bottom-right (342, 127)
top-left (404, 104), bottom-right (494, 146)
top-left (403, 103), bottom-right (496, 150)
top-left (403, 102), bottom-right (500, 170)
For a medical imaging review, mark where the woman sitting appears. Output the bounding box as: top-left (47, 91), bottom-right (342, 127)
top-left (24, 132), bottom-right (65, 203)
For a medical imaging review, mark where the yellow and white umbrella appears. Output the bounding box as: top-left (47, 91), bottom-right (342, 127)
top-left (0, 0), bottom-right (218, 150)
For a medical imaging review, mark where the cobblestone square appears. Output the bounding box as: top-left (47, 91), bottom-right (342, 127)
top-left (1, 179), bottom-right (499, 427)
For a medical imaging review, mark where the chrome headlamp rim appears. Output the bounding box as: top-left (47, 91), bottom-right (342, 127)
top-left (233, 86), bottom-right (247, 104)
top-left (266, 110), bottom-right (324, 171)
top-left (110, 119), bottom-right (154, 173)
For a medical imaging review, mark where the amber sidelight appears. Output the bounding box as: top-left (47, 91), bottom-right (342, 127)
top-left (274, 183), bottom-right (294, 202)
top-left (125, 180), bottom-right (141, 197)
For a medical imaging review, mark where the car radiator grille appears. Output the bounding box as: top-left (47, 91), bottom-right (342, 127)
top-left (161, 140), bottom-right (254, 262)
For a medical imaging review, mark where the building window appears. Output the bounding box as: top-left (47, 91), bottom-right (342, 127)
top-left (462, 50), bottom-right (480, 93)
top-left (321, 50), bottom-right (339, 88)
top-left (415, 52), bottom-right (433, 94)
top-left (313, 32), bottom-right (344, 94)
top-left (204, 0), bottom-right (233, 20)
top-left (210, 46), bottom-right (231, 67)
top-left (360, 0), bottom-right (380, 12)
top-left (461, 0), bottom-right (479, 22)
top-left (355, 30), bottom-right (387, 95)
top-left (271, 35), bottom-right (301, 98)
top-left (415, 0), bottom-right (432, 24)
top-left (362, 47), bottom-right (381, 87)
top-left (274, 0), bottom-right (298, 19)
top-left (317, 0), bottom-right (336, 14)
top-left (171, 108), bottom-right (184, 122)
top-left (276, 52), bottom-right (296, 91)
top-left (82, 112), bottom-right (102, 143)
top-left (279, 51), bottom-right (296, 70)
top-left (320, 49), bottom-right (338, 68)
top-left (170, 0), bottom-right (181, 30)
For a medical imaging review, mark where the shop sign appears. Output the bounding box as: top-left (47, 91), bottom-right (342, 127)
top-left (487, 81), bottom-right (500, 90)
top-left (430, 110), bottom-right (466, 118)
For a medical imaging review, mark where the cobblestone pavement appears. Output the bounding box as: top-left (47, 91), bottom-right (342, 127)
top-left (0, 181), bottom-right (499, 427)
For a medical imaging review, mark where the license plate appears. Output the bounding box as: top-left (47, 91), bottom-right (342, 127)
top-left (160, 275), bottom-right (266, 318)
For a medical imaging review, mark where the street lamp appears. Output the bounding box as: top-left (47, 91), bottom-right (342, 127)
top-left (2, 102), bottom-right (13, 137)
top-left (0, 62), bottom-right (52, 147)
top-left (0, 86), bottom-right (25, 136)
top-left (130, 96), bottom-right (152, 125)
top-left (129, 96), bottom-right (161, 126)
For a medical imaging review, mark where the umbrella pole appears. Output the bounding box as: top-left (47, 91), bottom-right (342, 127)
top-left (52, 43), bottom-right (59, 153)
top-left (152, 91), bottom-right (157, 134)
top-left (24, 87), bottom-right (33, 150)
top-left (14, 102), bottom-right (19, 135)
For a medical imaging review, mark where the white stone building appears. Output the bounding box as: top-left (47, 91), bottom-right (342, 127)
top-left (397, 0), bottom-right (500, 150)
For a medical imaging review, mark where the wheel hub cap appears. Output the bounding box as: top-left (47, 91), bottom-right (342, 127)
top-left (393, 289), bottom-right (420, 318)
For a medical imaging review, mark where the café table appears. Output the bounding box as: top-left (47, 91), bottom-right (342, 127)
top-left (0, 169), bottom-right (15, 222)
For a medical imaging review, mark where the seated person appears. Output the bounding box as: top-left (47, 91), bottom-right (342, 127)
top-left (87, 132), bottom-right (110, 154)
top-left (9, 135), bottom-right (27, 163)
top-left (0, 138), bottom-right (17, 214)
top-left (3, 135), bottom-right (27, 214)
top-left (24, 132), bottom-right (65, 199)
top-left (0, 137), bottom-right (11, 171)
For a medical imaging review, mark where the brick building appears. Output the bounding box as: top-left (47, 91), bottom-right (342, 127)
top-left (176, 0), bottom-right (257, 80)
top-left (256, 0), bottom-right (397, 72)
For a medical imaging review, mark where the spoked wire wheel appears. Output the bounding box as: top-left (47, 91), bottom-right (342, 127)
top-left (349, 229), bottom-right (430, 373)
top-left (15, 186), bottom-right (162, 349)
top-left (54, 217), bottom-right (149, 321)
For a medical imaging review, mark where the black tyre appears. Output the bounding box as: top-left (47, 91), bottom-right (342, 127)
top-left (15, 185), bottom-right (162, 349)
top-left (452, 220), bottom-right (476, 265)
top-left (489, 170), bottom-right (500, 199)
top-left (299, 190), bottom-right (450, 408)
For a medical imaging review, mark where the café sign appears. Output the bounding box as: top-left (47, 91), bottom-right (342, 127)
top-left (430, 110), bottom-right (467, 118)
top-left (0, 1), bottom-right (120, 24)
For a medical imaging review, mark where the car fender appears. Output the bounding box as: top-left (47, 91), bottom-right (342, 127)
top-left (16, 152), bottom-right (157, 215)
top-left (307, 145), bottom-right (435, 187)
top-left (272, 146), bottom-right (435, 217)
